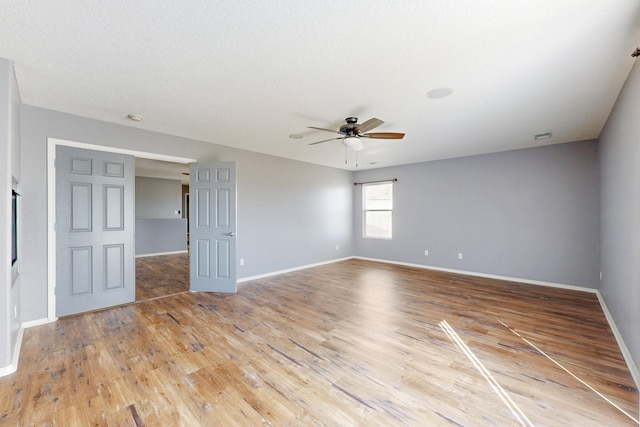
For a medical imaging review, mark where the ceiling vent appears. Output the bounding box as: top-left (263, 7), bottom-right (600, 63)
top-left (534, 132), bottom-right (552, 141)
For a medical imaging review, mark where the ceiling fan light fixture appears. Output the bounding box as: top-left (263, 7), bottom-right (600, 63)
top-left (309, 117), bottom-right (402, 151)
top-left (343, 136), bottom-right (363, 151)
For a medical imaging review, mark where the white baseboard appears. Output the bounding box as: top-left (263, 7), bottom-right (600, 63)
top-left (238, 257), bottom-right (353, 283)
top-left (135, 250), bottom-right (188, 258)
top-left (354, 256), bottom-right (598, 293)
top-left (0, 317), bottom-right (56, 378)
top-left (354, 256), bottom-right (639, 390)
top-left (0, 325), bottom-right (23, 377)
top-left (22, 317), bottom-right (55, 328)
top-left (594, 291), bottom-right (639, 389)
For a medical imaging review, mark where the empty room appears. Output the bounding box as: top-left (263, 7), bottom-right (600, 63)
top-left (1, 2), bottom-right (639, 426)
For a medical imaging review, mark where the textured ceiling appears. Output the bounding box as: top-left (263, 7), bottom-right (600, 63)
top-left (2, 1), bottom-right (640, 170)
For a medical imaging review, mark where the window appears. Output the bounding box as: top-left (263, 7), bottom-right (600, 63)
top-left (363, 182), bottom-right (393, 239)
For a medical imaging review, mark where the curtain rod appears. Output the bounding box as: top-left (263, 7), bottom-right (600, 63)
top-left (353, 178), bottom-right (397, 186)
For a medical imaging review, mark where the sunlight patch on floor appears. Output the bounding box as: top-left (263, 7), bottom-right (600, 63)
top-left (496, 318), bottom-right (640, 425)
top-left (439, 319), bottom-right (534, 427)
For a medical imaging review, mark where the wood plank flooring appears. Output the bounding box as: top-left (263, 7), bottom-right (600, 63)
top-left (1, 258), bottom-right (638, 426)
top-left (135, 253), bottom-right (189, 301)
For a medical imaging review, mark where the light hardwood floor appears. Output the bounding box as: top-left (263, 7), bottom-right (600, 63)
top-left (1, 258), bottom-right (638, 426)
top-left (135, 253), bottom-right (189, 301)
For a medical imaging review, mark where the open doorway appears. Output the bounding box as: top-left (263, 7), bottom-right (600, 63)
top-left (134, 161), bottom-right (238, 299)
top-left (134, 158), bottom-right (191, 302)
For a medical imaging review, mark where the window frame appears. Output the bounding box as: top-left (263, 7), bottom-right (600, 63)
top-left (362, 181), bottom-right (393, 239)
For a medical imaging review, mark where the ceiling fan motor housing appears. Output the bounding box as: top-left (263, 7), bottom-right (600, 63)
top-left (340, 117), bottom-right (360, 135)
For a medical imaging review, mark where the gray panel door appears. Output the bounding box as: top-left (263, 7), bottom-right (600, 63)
top-left (56, 146), bottom-right (135, 316)
top-left (189, 162), bottom-right (237, 293)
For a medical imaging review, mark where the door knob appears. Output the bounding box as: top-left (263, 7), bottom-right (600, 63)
top-left (226, 232), bottom-right (235, 237)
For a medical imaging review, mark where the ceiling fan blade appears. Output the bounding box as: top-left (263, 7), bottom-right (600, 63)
top-left (357, 118), bottom-right (384, 133)
top-left (309, 137), bottom-right (342, 145)
top-left (363, 132), bottom-right (405, 139)
top-left (308, 126), bottom-right (343, 135)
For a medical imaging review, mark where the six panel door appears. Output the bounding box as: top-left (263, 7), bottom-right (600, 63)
top-left (189, 162), bottom-right (237, 293)
top-left (56, 146), bottom-right (135, 316)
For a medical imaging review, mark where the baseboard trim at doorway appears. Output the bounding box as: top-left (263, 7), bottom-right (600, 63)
top-left (135, 250), bottom-right (188, 258)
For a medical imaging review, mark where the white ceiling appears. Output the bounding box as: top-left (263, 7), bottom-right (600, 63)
top-left (135, 158), bottom-right (190, 185)
top-left (2, 1), bottom-right (640, 171)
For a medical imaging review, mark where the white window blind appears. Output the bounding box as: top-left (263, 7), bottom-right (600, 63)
top-left (363, 182), bottom-right (393, 239)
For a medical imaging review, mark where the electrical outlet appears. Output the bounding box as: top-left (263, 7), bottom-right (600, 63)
top-left (336, 245), bottom-right (340, 251)
top-left (458, 252), bottom-right (463, 260)
top-left (424, 250), bottom-right (429, 256)
top-left (240, 258), bottom-right (245, 266)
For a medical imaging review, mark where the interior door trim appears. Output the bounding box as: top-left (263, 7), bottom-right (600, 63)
top-left (46, 137), bottom-right (196, 322)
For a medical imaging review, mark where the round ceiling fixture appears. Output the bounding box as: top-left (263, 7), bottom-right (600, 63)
top-left (127, 114), bottom-right (144, 122)
top-left (427, 88), bottom-right (453, 99)
top-left (343, 136), bottom-right (364, 151)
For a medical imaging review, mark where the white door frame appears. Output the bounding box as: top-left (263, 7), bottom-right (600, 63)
top-left (46, 137), bottom-right (196, 322)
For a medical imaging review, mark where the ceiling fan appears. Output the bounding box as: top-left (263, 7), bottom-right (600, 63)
top-left (308, 117), bottom-right (405, 151)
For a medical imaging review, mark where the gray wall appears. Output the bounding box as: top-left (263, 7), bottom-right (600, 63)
top-left (135, 176), bottom-right (183, 219)
top-left (0, 58), bottom-right (21, 370)
top-left (598, 59), bottom-right (640, 374)
top-left (135, 177), bottom-right (186, 255)
top-left (354, 141), bottom-right (600, 288)
top-left (135, 218), bottom-right (187, 256)
top-left (19, 105), bottom-right (354, 322)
